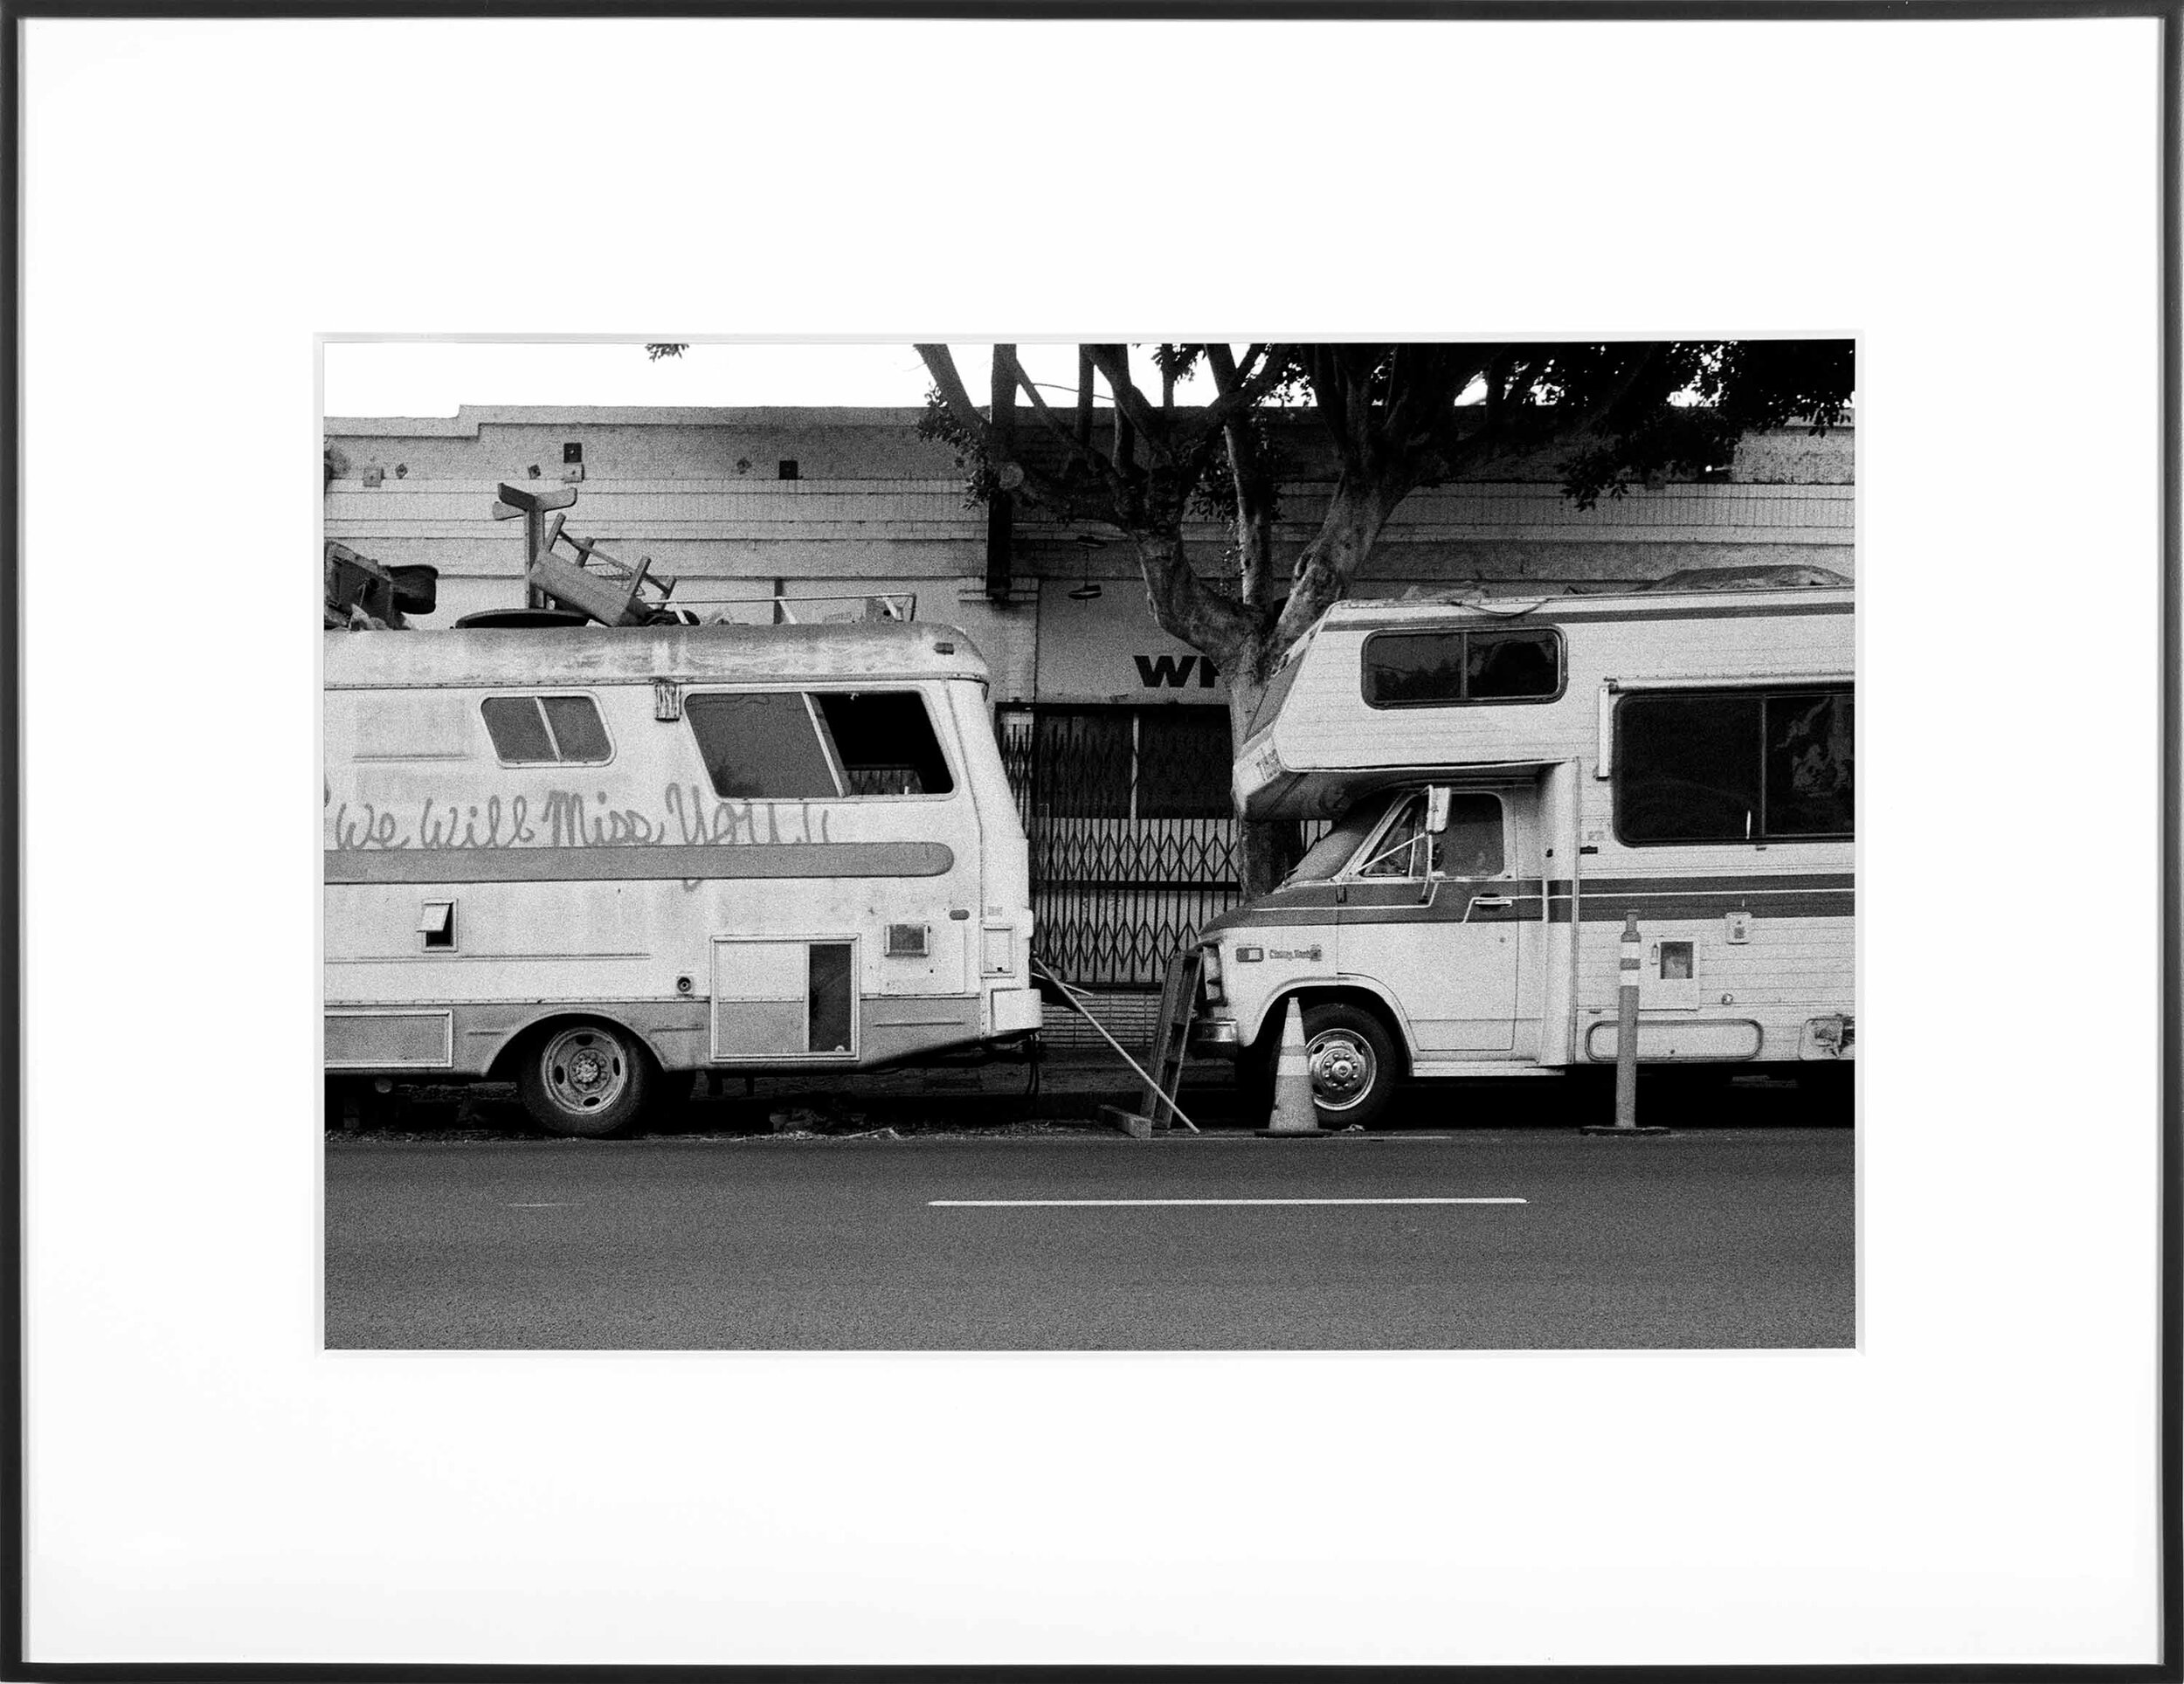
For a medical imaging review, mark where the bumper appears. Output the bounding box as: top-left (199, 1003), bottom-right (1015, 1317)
top-left (1189, 1015), bottom-right (1241, 1058)
top-left (989, 986), bottom-right (1044, 1036)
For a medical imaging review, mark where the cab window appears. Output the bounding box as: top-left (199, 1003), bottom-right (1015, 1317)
top-left (1355, 798), bottom-right (1427, 877)
top-left (1351, 791), bottom-right (1506, 879)
top-left (1431, 794), bottom-right (1506, 877)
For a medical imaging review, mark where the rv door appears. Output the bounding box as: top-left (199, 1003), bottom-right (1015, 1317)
top-left (1335, 788), bottom-right (1522, 1054)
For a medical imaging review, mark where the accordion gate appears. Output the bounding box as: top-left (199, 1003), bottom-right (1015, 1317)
top-left (996, 711), bottom-right (1243, 999)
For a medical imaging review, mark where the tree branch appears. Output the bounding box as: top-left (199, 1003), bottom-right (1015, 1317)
top-left (994, 345), bottom-right (1126, 498)
top-left (917, 343), bottom-right (1124, 522)
top-left (1084, 345), bottom-right (1169, 456)
top-left (916, 343), bottom-right (992, 445)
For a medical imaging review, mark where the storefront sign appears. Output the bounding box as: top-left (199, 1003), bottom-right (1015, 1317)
top-left (1035, 583), bottom-right (1230, 702)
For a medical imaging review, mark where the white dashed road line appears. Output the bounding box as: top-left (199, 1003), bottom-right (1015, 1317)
top-left (928, 1197), bottom-right (1527, 1208)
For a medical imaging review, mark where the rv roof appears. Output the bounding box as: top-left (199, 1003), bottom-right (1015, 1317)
top-left (324, 621), bottom-right (992, 690)
top-left (1319, 582), bottom-right (1855, 632)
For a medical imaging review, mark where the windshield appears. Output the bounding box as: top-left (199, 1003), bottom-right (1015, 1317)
top-left (1282, 797), bottom-right (1391, 884)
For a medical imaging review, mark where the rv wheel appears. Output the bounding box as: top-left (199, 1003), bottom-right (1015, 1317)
top-left (1300, 1004), bottom-right (1400, 1130)
top-left (517, 1021), bottom-right (655, 1138)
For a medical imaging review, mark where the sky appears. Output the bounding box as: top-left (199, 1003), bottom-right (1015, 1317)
top-left (321, 341), bottom-right (1227, 419)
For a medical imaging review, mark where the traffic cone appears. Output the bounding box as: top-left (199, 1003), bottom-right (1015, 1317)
top-left (1256, 998), bottom-right (1329, 1136)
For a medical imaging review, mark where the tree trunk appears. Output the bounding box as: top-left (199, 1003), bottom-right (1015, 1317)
top-left (1221, 646), bottom-right (1304, 895)
top-left (1275, 472), bottom-right (1407, 646)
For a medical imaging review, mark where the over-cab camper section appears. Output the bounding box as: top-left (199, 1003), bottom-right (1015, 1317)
top-left (1199, 586), bottom-right (1854, 1125)
top-left (324, 623), bottom-right (1040, 1135)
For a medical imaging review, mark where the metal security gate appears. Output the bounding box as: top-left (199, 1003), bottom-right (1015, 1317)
top-left (997, 707), bottom-right (1243, 992)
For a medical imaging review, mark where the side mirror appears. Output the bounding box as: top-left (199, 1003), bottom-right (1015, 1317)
top-left (1424, 785), bottom-right (1453, 833)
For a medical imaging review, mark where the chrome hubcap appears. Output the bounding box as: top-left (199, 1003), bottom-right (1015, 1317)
top-left (543, 1028), bottom-right (626, 1112)
top-left (1306, 1031), bottom-right (1376, 1111)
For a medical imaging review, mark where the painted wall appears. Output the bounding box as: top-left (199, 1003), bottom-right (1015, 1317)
top-left (325, 404), bottom-right (1856, 701)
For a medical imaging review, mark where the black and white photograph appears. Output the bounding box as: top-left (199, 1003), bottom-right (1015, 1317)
top-left (12, 8), bottom-right (2172, 1674)
top-left (321, 339), bottom-right (1858, 1351)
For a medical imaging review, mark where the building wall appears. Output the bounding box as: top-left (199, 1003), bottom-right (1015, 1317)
top-left (325, 404), bottom-right (1854, 705)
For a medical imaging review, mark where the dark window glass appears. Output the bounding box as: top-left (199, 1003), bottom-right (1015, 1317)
top-left (481, 696), bottom-right (556, 763)
top-left (1365, 633), bottom-right (1467, 704)
top-left (481, 694), bottom-right (609, 764)
top-left (1429, 793), bottom-right (1506, 877)
top-left (1032, 711), bottom-right (1134, 818)
top-left (807, 942), bottom-right (854, 1053)
top-left (1616, 694), bottom-right (1764, 843)
top-left (1365, 628), bottom-right (1561, 705)
top-left (685, 693), bottom-right (840, 799)
top-left (1764, 693), bottom-right (1855, 837)
top-left (814, 693), bottom-right (953, 796)
top-left (1616, 688), bottom-right (1853, 845)
top-left (1466, 631), bottom-right (1560, 699)
top-left (540, 695), bottom-right (610, 762)
top-left (1136, 709), bottom-right (1233, 818)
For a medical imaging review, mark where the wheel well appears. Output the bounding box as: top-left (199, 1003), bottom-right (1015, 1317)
top-left (1252, 986), bottom-right (1410, 1077)
top-left (483, 1012), bottom-right (664, 1080)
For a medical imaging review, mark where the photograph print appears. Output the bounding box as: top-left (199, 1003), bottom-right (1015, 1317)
top-left (321, 339), bottom-right (1856, 1351)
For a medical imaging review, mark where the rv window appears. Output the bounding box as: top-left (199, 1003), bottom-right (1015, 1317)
top-left (1364, 628), bottom-right (1562, 707)
top-left (685, 693), bottom-right (840, 799)
top-left (540, 694), bottom-right (611, 762)
top-left (813, 693), bottom-right (954, 796)
top-left (1615, 688), bottom-right (1853, 845)
top-left (1467, 631), bottom-right (1560, 700)
top-left (480, 694), bottom-right (612, 765)
top-left (1763, 693), bottom-right (1855, 837)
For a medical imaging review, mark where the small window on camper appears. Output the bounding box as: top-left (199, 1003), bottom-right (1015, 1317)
top-left (1615, 687), bottom-right (1853, 845)
top-left (1363, 628), bottom-right (1562, 707)
top-left (684, 693), bottom-right (840, 800)
top-left (480, 694), bottom-right (612, 765)
top-left (813, 693), bottom-right (954, 796)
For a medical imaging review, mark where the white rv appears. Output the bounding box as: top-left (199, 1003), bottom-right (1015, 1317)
top-left (1192, 583), bottom-right (1854, 1126)
top-left (324, 623), bottom-right (1042, 1135)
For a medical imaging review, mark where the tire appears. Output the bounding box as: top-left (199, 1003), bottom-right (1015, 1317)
top-left (1235, 1035), bottom-right (1275, 1117)
top-left (1297, 1002), bottom-right (1401, 1130)
top-left (516, 1020), bottom-right (655, 1138)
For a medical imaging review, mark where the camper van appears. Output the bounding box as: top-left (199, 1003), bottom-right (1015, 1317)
top-left (324, 622), bottom-right (1042, 1135)
top-left (1192, 583), bottom-right (1854, 1126)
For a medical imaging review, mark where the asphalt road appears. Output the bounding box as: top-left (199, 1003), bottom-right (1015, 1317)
top-left (325, 1128), bottom-right (1853, 1350)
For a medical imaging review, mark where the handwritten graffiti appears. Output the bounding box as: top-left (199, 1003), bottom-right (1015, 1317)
top-left (328, 784), bottom-right (835, 852)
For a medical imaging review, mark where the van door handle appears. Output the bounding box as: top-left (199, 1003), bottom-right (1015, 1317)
top-left (1470, 896), bottom-right (1513, 910)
